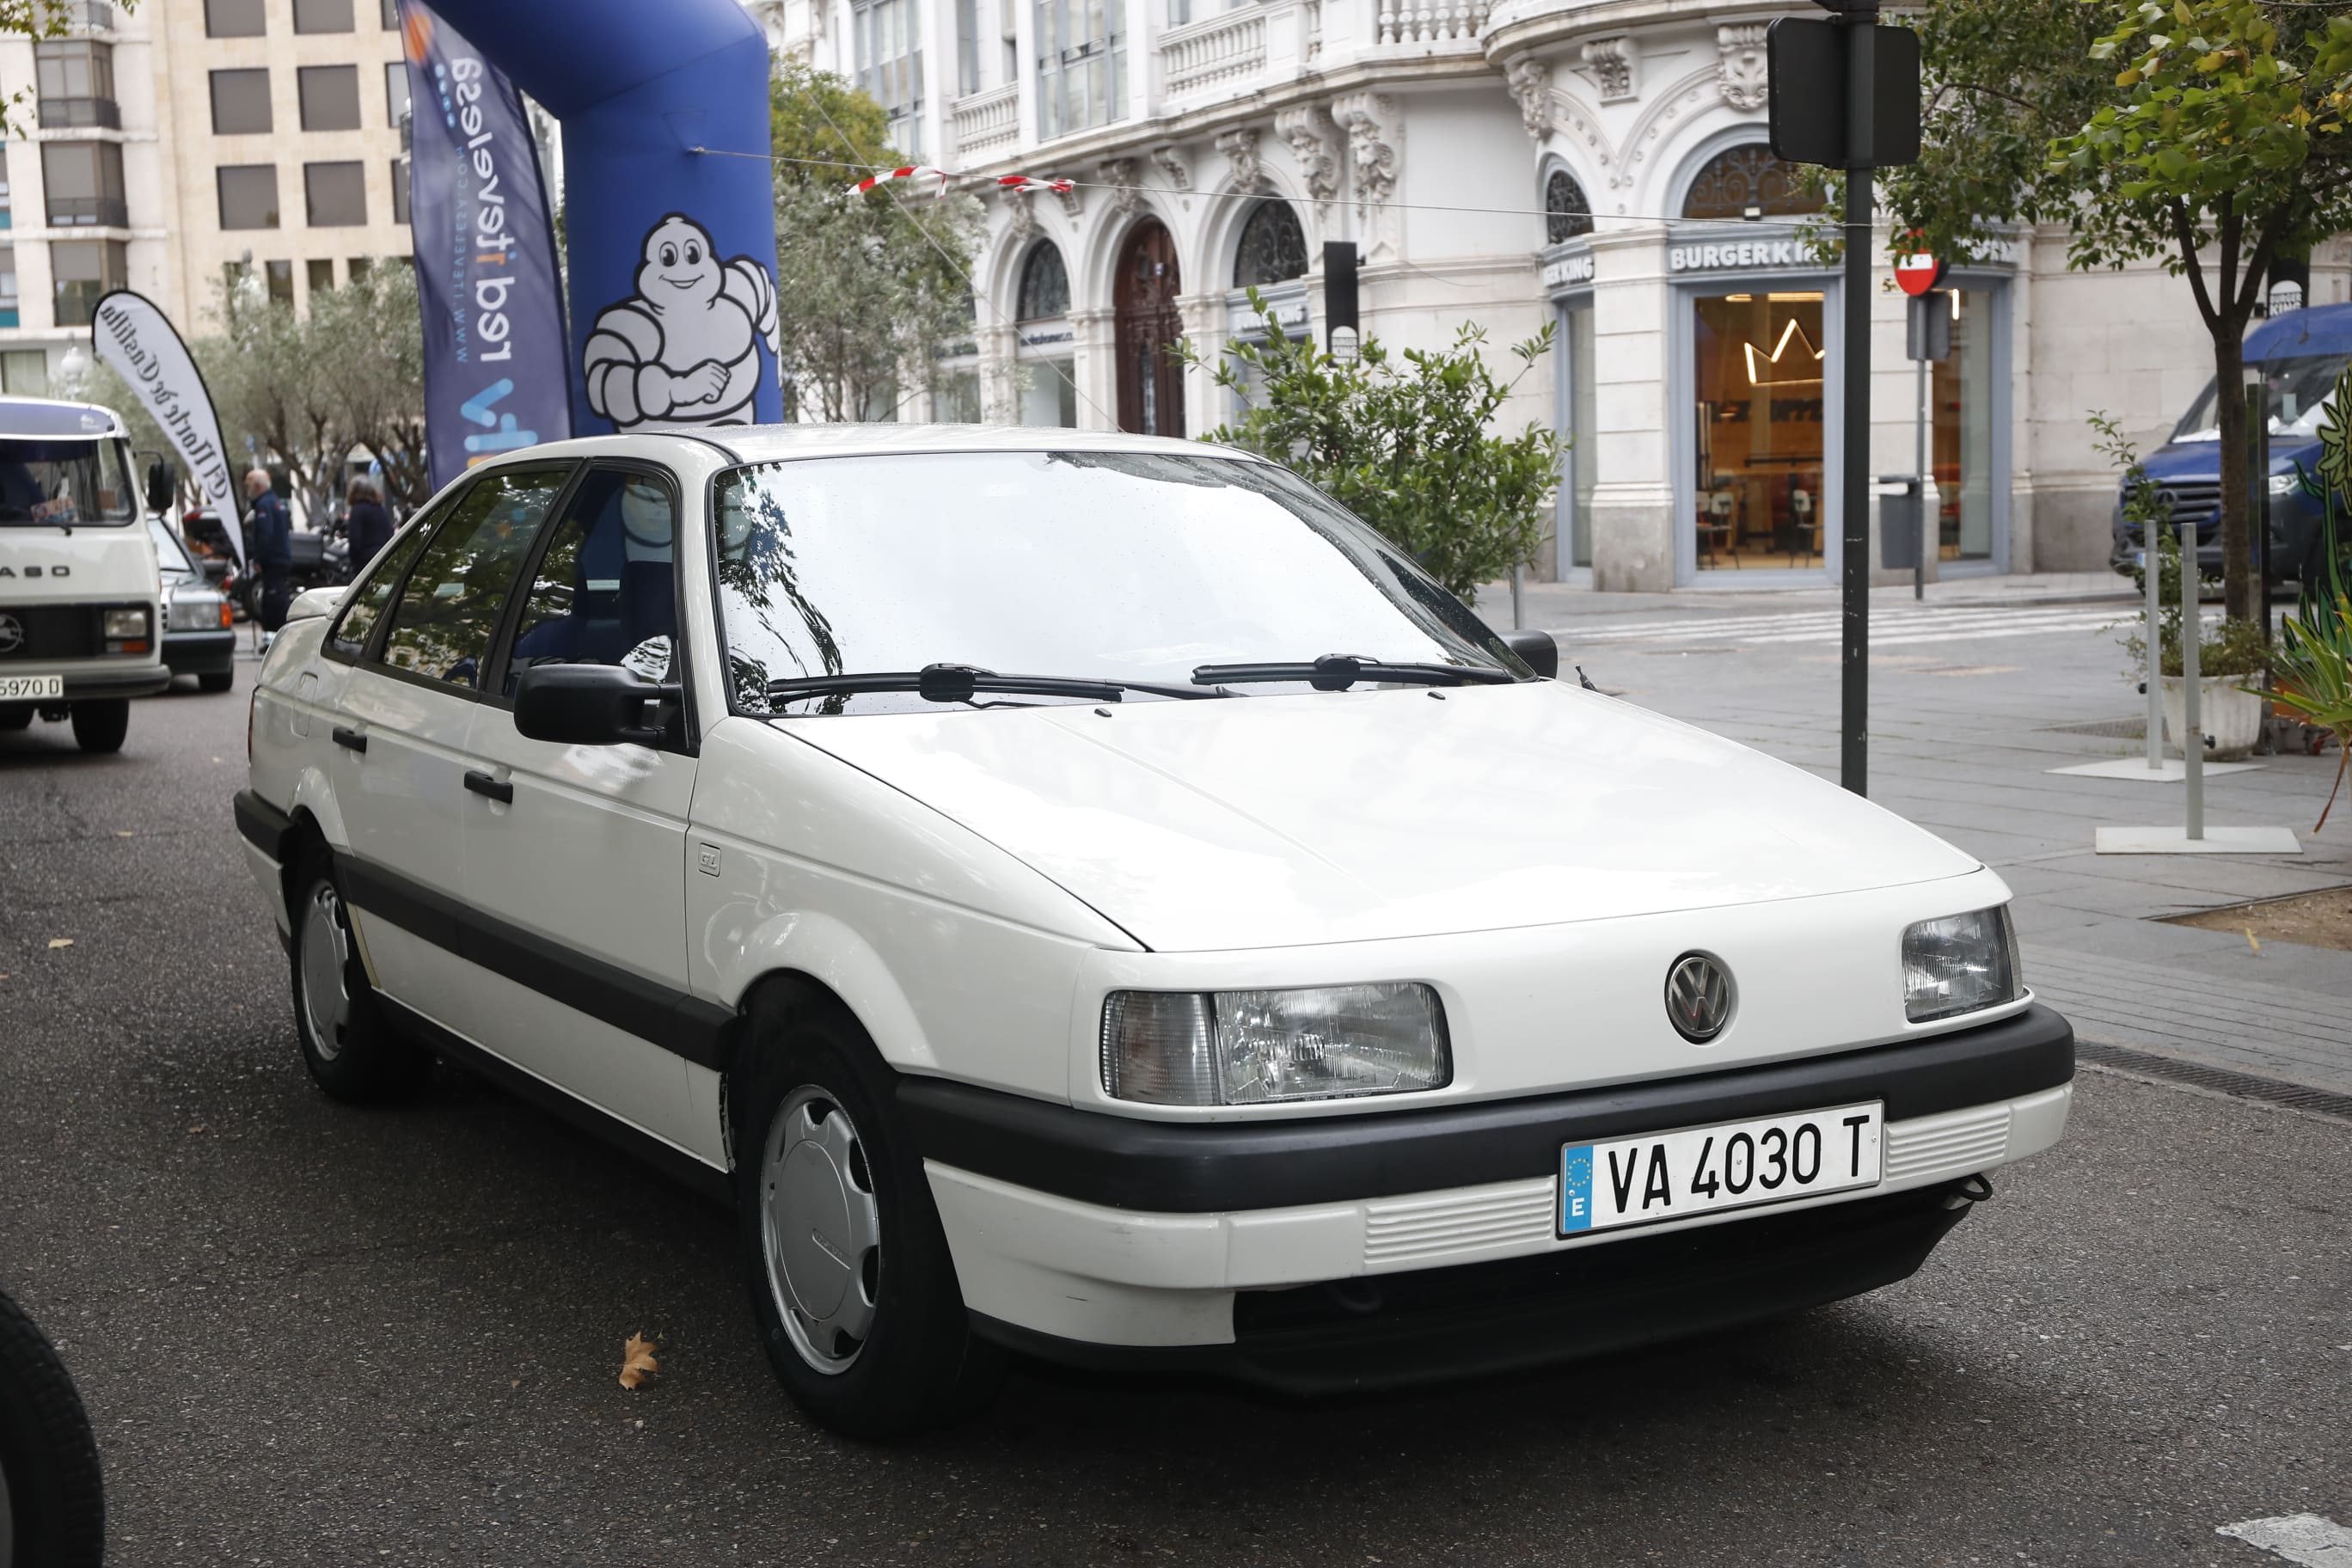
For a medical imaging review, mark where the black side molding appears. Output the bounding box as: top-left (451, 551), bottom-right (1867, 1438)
top-left (232, 789), bottom-right (295, 863)
top-left (339, 857), bottom-right (734, 1071)
top-left (898, 1003), bottom-right (2075, 1214)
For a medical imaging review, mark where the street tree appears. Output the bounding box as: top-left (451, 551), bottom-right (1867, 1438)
top-left (767, 60), bottom-right (980, 422)
top-left (1829, 0), bottom-right (2352, 622)
top-left (1182, 293), bottom-right (1562, 601)
top-left (307, 262), bottom-right (430, 509)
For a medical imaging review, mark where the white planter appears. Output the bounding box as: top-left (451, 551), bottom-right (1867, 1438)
top-left (2161, 676), bottom-right (2266, 761)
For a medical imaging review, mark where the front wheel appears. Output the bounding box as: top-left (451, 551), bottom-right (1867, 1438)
top-left (735, 989), bottom-right (999, 1439)
top-left (288, 855), bottom-right (427, 1102)
top-left (68, 701), bottom-right (127, 754)
top-left (0, 704), bottom-right (31, 731)
top-left (0, 1283), bottom-right (106, 1568)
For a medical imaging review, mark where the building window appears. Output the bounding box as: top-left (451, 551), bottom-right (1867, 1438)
top-left (205, 0), bottom-right (264, 35)
top-left (854, 0), bottom-right (924, 157)
top-left (298, 64), bottom-right (361, 131)
top-left (305, 161), bottom-right (367, 226)
top-left (0, 148), bottom-right (13, 230)
top-left (349, 255), bottom-right (373, 279)
top-left (308, 258), bottom-right (335, 293)
top-left (41, 142), bottom-right (126, 228)
top-left (385, 61), bottom-right (409, 130)
top-left (0, 245), bottom-right (16, 328)
top-left (389, 159), bottom-right (409, 225)
top-left (955, 0), bottom-right (980, 95)
top-left (1681, 144), bottom-right (1815, 221)
top-left (217, 163), bottom-right (280, 230)
top-left (1545, 168), bottom-right (1593, 244)
top-left (1233, 199), bottom-right (1307, 287)
top-left (36, 40), bottom-right (119, 129)
top-left (1017, 241), bottom-right (1069, 321)
top-left (266, 259), bottom-right (295, 305)
top-left (381, 0), bottom-right (397, 24)
top-left (51, 239), bottom-right (126, 327)
top-left (294, 0), bottom-right (354, 33)
top-left (210, 67), bottom-right (272, 134)
top-left (2, 349), bottom-right (47, 396)
top-left (1035, 0), bottom-right (1124, 140)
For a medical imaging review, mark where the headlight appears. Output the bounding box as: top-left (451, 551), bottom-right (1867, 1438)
top-left (2267, 472), bottom-right (2297, 496)
top-left (168, 592), bottom-right (226, 630)
top-left (1902, 906), bottom-right (2022, 1023)
top-left (1101, 983), bottom-right (1450, 1106)
top-left (103, 607), bottom-right (148, 638)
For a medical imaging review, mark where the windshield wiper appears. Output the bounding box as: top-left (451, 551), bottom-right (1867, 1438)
top-left (1191, 653), bottom-right (1517, 691)
top-left (765, 663), bottom-right (1225, 706)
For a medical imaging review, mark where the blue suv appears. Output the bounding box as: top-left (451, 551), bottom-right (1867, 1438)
top-left (2111, 303), bottom-right (2352, 583)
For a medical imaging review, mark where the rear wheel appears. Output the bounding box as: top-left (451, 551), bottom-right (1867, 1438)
top-left (288, 853), bottom-right (427, 1102)
top-left (0, 1283), bottom-right (105, 1568)
top-left (198, 671), bottom-right (234, 694)
top-left (68, 701), bottom-right (127, 754)
top-left (735, 987), bottom-right (1000, 1439)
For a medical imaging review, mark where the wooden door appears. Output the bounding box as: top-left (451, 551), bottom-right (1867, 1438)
top-left (1113, 220), bottom-right (1185, 438)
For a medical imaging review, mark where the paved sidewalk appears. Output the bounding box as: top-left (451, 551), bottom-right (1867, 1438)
top-left (1473, 579), bottom-right (2352, 1099)
top-left (1485, 570), bottom-right (2136, 632)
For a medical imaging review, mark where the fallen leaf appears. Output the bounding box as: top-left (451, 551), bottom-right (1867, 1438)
top-left (115, 830), bottom-right (132, 838)
top-left (618, 1332), bottom-right (658, 1391)
top-left (187, 1124), bottom-right (205, 1134)
top-left (46, 938), bottom-right (72, 950)
top-left (2245, 927), bottom-right (2262, 957)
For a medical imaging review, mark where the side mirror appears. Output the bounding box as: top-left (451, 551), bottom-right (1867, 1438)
top-left (513, 664), bottom-right (679, 748)
top-left (140, 453), bottom-right (175, 514)
top-left (1501, 628), bottom-right (1559, 680)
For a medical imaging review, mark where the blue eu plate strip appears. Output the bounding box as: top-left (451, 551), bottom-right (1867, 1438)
top-left (1560, 1145), bottom-right (1594, 1233)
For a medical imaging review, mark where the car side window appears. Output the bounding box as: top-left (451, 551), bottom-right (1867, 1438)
top-left (499, 469), bottom-right (678, 697)
top-left (373, 469), bottom-right (568, 690)
top-left (328, 508), bottom-right (437, 658)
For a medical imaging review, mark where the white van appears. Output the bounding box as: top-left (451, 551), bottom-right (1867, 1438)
top-left (0, 396), bottom-right (170, 753)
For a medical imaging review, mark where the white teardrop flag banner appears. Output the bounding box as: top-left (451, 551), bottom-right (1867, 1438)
top-left (90, 289), bottom-right (243, 570)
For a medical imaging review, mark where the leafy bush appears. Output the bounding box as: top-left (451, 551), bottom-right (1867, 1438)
top-left (1180, 292), bottom-right (1562, 601)
top-left (2095, 411), bottom-right (2267, 678)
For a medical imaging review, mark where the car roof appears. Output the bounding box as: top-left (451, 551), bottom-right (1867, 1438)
top-left (2247, 303), bottom-right (2352, 362)
top-left (501, 422), bottom-right (1265, 469)
top-left (0, 396), bottom-right (126, 440)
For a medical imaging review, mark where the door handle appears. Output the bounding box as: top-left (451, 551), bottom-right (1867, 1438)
top-left (331, 726), bottom-right (367, 754)
top-left (462, 769), bottom-right (514, 805)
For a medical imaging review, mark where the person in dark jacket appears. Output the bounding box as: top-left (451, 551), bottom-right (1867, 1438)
top-left (246, 468), bottom-right (294, 635)
top-left (344, 478), bottom-right (393, 573)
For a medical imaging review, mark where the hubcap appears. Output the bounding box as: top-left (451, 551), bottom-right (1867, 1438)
top-left (298, 881), bottom-right (352, 1060)
top-left (760, 1087), bottom-right (880, 1375)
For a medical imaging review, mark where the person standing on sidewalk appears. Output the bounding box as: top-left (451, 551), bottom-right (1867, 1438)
top-left (246, 468), bottom-right (293, 642)
top-left (344, 478), bottom-right (393, 572)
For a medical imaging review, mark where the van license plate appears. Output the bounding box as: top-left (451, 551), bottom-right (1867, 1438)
top-left (0, 674), bottom-right (64, 701)
top-left (1560, 1101), bottom-right (1883, 1235)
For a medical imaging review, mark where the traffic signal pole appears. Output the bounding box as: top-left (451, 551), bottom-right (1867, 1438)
top-left (1839, 3), bottom-right (1876, 796)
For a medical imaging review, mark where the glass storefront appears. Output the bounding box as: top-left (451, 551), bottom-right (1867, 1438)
top-left (1557, 297), bottom-right (1595, 571)
top-left (1692, 291), bottom-right (1826, 572)
top-left (1933, 289), bottom-right (1995, 562)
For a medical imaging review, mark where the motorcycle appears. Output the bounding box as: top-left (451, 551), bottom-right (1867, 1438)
top-left (0, 1282), bottom-right (105, 1566)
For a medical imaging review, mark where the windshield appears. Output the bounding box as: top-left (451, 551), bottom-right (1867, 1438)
top-left (146, 514), bottom-right (195, 574)
top-left (712, 450), bottom-right (1516, 714)
top-left (2172, 352), bottom-right (2349, 444)
top-left (0, 436), bottom-right (137, 526)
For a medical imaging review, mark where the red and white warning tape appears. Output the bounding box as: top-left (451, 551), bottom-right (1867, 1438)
top-left (847, 166), bottom-right (1074, 198)
top-left (995, 175), bottom-right (1075, 194)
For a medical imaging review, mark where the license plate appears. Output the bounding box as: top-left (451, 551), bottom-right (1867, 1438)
top-left (1560, 1101), bottom-right (1883, 1235)
top-left (0, 673), bottom-right (64, 701)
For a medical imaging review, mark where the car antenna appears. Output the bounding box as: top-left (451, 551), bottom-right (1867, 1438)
top-left (1574, 664), bottom-right (1599, 692)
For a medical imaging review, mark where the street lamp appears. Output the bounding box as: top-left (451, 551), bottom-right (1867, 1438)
top-left (58, 342), bottom-right (91, 390)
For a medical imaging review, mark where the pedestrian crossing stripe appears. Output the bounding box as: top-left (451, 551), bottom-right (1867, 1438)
top-left (1559, 603), bottom-right (2125, 649)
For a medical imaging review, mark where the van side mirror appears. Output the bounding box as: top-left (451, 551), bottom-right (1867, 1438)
top-left (140, 453), bottom-right (175, 514)
top-left (513, 664), bottom-right (680, 747)
top-left (1501, 628), bottom-right (1559, 680)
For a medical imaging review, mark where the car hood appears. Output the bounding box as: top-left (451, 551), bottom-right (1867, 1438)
top-left (784, 682), bottom-right (1981, 952)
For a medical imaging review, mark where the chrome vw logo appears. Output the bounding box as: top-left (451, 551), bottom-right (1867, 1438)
top-left (0, 613), bottom-right (22, 656)
top-left (1665, 952), bottom-right (1735, 1044)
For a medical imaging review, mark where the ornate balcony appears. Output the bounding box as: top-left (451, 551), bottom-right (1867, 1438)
top-left (952, 83), bottom-right (1020, 159)
top-left (37, 95), bottom-right (120, 129)
top-left (1375, 0), bottom-right (1489, 46)
top-left (1161, 7), bottom-right (1269, 101)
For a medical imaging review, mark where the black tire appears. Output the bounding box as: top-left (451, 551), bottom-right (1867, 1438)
top-left (198, 670), bottom-right (234, 694)
top-left (69, 700), bottom-right (128, 754)
top-left (0, 704), bottom-right (30, 731)
top-left (0, 1283), bottom-right (105, 1568)
top-left (734, 985), bottom-right (1001, 1440)
top-left (287, 850), bottom-right (428, 1102)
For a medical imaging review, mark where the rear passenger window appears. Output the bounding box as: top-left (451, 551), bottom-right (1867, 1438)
top-left (502, 469), bottom-right (678, 695)
top-left (329, 511), bottom-right (436, 658)
top-left (374, 469), bottom-right (567, 690)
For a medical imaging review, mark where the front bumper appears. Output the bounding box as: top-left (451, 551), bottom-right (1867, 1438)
top-left (163, 628), bottom-right (236, 678)
top-left (914, 1004), bottom-right (2073, 1373)
top-left (59, 661), bottom-right (173, 699)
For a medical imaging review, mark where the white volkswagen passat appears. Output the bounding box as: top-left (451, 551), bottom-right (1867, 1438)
top-left (236, 427), bottom-right (2072, 1437)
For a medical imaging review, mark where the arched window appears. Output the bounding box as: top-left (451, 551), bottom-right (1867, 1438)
top-left (1017, 242), bottom-right (1069, 321)
top-left (1680, 144), bottom-right (1816, 221)
top-left (1544, 168), bottom-right (1592, 245)
top-left (1233, 199), bottom-right (1308, 288)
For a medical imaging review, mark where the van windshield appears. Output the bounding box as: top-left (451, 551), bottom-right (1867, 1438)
top-left (0, 437), bottom-right (137, 526)
top-left (2171, 352), bottom-right (2349, 444)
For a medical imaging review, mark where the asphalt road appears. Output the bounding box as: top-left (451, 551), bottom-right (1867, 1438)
top-left (3, 666), bottom-right (2350, 1567)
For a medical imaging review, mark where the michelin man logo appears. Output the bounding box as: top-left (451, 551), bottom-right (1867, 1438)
top-left (584, 214), bottom-right (782, 430)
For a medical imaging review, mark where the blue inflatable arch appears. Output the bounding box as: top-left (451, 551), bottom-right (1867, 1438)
top-left (437, 0), bottom-right (782, 432)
